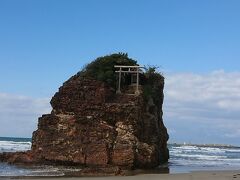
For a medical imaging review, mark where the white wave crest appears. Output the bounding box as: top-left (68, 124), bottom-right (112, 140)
top-left (0, 140), bottom-right (31, 152)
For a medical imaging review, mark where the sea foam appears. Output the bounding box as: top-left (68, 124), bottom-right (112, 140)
top-left (0, 140), bottom-right (31, 153)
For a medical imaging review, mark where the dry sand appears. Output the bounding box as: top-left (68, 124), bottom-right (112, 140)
top-left (1, 170), bottom-right (240, 180)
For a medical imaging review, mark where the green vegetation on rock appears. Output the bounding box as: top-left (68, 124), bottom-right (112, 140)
top-left (79, 53), bottom-right (137, 88)
top-left (78, 53), bottom-right (164, 104)
top-left (143, 66), bottom-right (164, 105)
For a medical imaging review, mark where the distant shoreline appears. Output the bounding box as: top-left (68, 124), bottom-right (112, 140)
top-left (168, 142), bottom-right (240, 149)
top-left (1, 136), bottom-right (240, 148)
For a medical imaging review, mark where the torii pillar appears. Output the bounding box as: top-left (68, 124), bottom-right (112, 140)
top-left (116, 67), bottom-right (122, 94)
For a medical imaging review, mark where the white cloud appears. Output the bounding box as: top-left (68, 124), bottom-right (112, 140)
top-left (0, 93), bottom-right (51, 137)
top-left (164, 70), bottom-right (240, 145)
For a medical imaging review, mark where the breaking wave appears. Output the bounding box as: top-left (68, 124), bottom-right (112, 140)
top-left (0, 140), bottom-right (31, 153)
top-left (169, 144), bottom-right (240, 172)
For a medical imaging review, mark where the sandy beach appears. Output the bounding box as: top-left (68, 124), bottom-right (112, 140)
top-left (1, 170), bottom-right (239, 180)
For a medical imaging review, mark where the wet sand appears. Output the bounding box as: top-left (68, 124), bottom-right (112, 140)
top-left (1, 170), bottom-right (240, 180)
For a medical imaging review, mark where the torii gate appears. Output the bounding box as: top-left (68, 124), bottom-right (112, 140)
top-left (114, 65), bottom-right (144, 95)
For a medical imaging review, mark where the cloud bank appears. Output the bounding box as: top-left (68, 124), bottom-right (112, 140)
top-left (164, 70), bottom-right (240, 145)
top-left (0, 93), bottom-right (51, 137)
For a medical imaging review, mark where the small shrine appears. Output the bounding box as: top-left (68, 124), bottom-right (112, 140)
top-left (114, 65), bottom-right (144, 95)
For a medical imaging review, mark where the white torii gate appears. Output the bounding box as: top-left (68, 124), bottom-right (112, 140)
top-left (114, 65), bottom-right (144, 95)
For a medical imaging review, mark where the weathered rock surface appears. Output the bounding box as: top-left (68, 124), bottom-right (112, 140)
top-left (0, 72), bottom-right (169, 172)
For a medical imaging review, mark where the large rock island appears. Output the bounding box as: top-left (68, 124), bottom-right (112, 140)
top-left (0, 53), bottom-right (169, 175)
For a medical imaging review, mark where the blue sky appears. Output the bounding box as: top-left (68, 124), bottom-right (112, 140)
top-left (0, 0), bottom-right (240, 145)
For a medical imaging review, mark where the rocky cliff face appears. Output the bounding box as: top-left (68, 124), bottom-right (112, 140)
top-left (0, 71), bottom-right (169, 171)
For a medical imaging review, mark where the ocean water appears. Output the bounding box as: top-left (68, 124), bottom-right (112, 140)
top-left (0, 137), bottom-right (31, 152)
top-left (0, 137), bottom-right (240, 176)
top-left (168, 143), bottom-right (240, 173)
